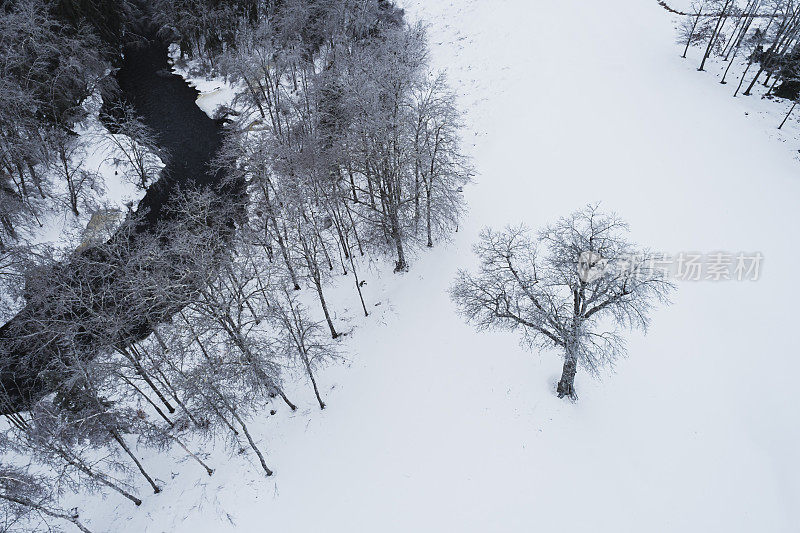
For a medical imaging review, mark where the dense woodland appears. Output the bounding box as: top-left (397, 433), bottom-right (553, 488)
top-left (0, 0), bottom-right (471, 531)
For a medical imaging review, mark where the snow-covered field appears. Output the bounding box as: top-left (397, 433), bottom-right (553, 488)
top-left (79, 0), bottom-right (799, 531)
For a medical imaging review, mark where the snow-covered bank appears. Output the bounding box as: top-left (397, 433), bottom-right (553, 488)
top-left (79, 0), bottom-right (799, 531)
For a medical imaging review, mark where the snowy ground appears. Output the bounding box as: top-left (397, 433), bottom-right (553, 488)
top-left (10, 98), bottom-right (148, 256)
top-left (77, 0), bottom-right (799, 531)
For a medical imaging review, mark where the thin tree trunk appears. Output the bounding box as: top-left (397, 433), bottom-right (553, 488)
top-left (53, 447), bottom-right (142, 506)
top-left (393, 228), bottom-right (407, 272)
top-left (316, 228), bottom-right (335, 271)
top-left (313, 277), bottom-right (338, 338)
top-left (274, 387), bottom-right (298, 411)
top-left (779, 101), bottom-right (797, 128)
top-left (274, 219), bottom-right (300, 290)
top-left (152, 365), bottom-right (202, 428)
top-left (347, 242), bottom-right (369, 317)
top-left (302, 353), bottom-right (325, 409)
top-left (120, 347), bottom-right (175, 413)
top-left (108, 428), bottom-right (161, 494)
top-left (699, 0), bottom-right (731, 71)
top-left (425, 185), bottom-right (433, 248)
top-left (0, 494), bottom-right (93, 533)
top-left (169, 434), bottom-right (214, 476)
top-left (683, 8), bottom-right (703, 58)
top-left (119, 374), bottom-right (173, 426)
top-left (720, 45), bottom-right (739, 83)
top-left (230, 411), bottom-right (272, 476)
top-left (734, 59), bottom-right (754, 96)
top-left (345, 201), bottom-right (364, 256)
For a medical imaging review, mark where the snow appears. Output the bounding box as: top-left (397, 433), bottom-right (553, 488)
top-left (18, 99), bottom-right (148, 252)
top-left (182, 76), bottom-right (236, 119)
top-left (73, 0), bottom-right (799, 531)
top-left (169, 49), bottom-right (238, 119)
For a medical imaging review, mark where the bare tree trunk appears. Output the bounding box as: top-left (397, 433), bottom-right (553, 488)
top-left (425, 184), bottom-right (433, 248)
top-left (169, 434), bottom-right (214, 476)
top-left (53, 447), bottom-right (142, 506)
top-left (347, 242), bottom-right (369, 317)
top-left (699, 0), bottom-right (731, 71)
top-left (276, 220), bottom-right (301, 290)
top-left (59, 148), bottom-right (80, 217)
top-left (734, 58), bottom-right (754, 96)
top-left (272, 387), bottom-right (297, 411)
top-left (316, 228), bottom-right (335, 271)
top-left (683, 8), bottom-right (703, 58)
top-left (720, 45), bottom-right (739, 84)
top-left (151, 365), bottom-right (202, 428)
top-left (302, 352), bottom-right (325, 410)
top-left (120, 347), bottom-right (175, 413)
top-left (313, 278), bottom-right (339, 338)
top-left (108, 428), bottom-right (161, 494)
top-left (779, 101), bottom-right (797, 128)
top-left (556, 354), bottom-right (578, 400)
top-left (118, 373), bottom-right (173, 426)
top-left (0, 494), bottom-right (93, 533)
top-left (393, 229), bottom-right (407, 272)
top-left (345, 201), bottom-right (364, 256)
top-left (230, 411), bottom-right (273, 476)
top-left (348, 166), bottom-right (358, 203)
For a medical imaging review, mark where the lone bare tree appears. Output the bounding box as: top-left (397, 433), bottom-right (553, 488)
top-left (450, 205), bottom-right (674, 400)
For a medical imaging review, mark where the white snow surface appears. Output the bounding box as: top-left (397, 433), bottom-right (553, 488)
top-left (19, 111), bottom-right (146, 251)
top-left (77, 0), bottom-right (799, 531)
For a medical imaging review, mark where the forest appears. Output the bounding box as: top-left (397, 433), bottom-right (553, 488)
top-left (0, 0), bottom-right (471, 530)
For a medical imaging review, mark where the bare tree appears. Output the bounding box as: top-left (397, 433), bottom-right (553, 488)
top-left (677, 3), bottom-right (705, 58)
top-left (411, 71), bottom-right (471, 247)
top-left (51, 133), bottom-right (104, 218)
top-left (267, 288), bottom-right (340, 409)
top-left (0, 463), bottom-right (93, 533)
top-left (2, 397), bottom-right (144, 507)
top-left (100, 104), bottom-right (166, 190)
top-left (698, 0), bottom-right (734, 71)
top-left (450, 205), bottom-right (675, 400)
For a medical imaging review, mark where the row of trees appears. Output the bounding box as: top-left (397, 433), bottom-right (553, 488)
top-left (0, 0), bottom-right (109, 252)
top-left (678, 0), bottom-right (800, 123)
top-left (218, 0), bottom-right (470, 279)
top-left (0, 0), bottom-right (471, 530)
top-left (1, 192), bottom-right (338, 531)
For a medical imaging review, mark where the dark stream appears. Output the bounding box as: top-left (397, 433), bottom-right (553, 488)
top-left (114, 40), bottom-right (229, 229)
top-left (0, 35), bottom-right (235, 413)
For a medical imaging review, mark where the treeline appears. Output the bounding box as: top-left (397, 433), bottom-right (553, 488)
top-left (0, 1), bottom-right (470, 531)
top-left (679, 0), bottom-right (800, 120)
top-left (0, 0), bottom-right (109, 253)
